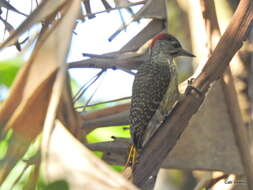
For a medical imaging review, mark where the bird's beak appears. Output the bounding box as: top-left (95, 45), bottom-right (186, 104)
top-left (179, 49), bottom-right (195, 57)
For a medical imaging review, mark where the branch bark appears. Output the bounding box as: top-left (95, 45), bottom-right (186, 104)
top-left (132, 0), bottom-right (253, 187)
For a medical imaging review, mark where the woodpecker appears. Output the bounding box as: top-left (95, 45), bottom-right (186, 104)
top-left (129, 33), bottom-right (195, 151)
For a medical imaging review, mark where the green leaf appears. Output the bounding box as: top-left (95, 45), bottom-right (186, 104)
top-left (0, 58), bottom-right (23, 87)
top-left (87, 125), bottom-right (130, 143)
top-left (44, 180), bottom-right (69, 190)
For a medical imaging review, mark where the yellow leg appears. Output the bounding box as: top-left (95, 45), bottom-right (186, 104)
top-left (122, 145), bottom-right (137, 180)
top-left (124, 145), bottom-right (137, 167)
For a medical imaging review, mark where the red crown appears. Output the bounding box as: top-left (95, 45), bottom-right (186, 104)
top-left (150, 33), bottom-right (169, 47)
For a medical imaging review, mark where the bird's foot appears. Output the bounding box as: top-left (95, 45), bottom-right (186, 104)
top-left (124, 145), bottom-right (137, 167)
top-left (185, 78), bottom-right (203, 97)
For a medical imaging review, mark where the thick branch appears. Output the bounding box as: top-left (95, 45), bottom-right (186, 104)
top-left (132, 0), bottom-right (253, 187)
top-left (200, 0), bottom-right (253, 189)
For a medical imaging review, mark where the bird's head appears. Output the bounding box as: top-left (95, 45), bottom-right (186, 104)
top-left (150, 33), bottom-right (195, 58)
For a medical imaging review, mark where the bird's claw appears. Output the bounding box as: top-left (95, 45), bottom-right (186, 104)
top-left (185, 78), bottom-right (202, 97)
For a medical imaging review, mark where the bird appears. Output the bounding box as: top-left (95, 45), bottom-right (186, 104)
top-left (128, 33), bottom-right (195, 162)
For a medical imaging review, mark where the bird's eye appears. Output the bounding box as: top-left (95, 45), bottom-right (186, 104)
top-left (173, 42), bottom-right (181, 48)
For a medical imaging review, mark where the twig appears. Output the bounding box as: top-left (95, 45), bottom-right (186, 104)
top-left (81, 103), bottom-right (130, 132)
top-left (73, 53), bottom-right (137, 75)
top-left (108, 0), bottom-right (153, 41)
top-left (116, 67), bottom-right (136, 75)
top-left (86, 96), bottom-right (131, 107)
top-left (82, 53), bottom-right (114, 59)
top-left (120, 19), bottom-right (164, 52)
top-left (82, 111), bottom-right (129, 133)
top-left (0, 0), bottom-right (28, 17)
top-left (69, 20), bottom-right (162, 71)
top-left (73, 69), bottom-right (105, 103)
top-left (82, 70), bottom-right (107, 111)
top-left (132, 0), bottom-right (253, 187)
top-left (87, 138), bottom-right (129, 155)
top-left (193, 172), bottom-right (229, 190)
top-left (68, 51), bottom-right (145, 70)
top-left (68, 39), bottom-right (151, 70)
top-left (83, 1), bottom-right (145, 19)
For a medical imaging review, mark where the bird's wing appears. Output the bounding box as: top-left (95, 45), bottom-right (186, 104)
top-left (142, 62), bottom-right (180, 146)
top-left (129, 63), bottom-right (170, 148)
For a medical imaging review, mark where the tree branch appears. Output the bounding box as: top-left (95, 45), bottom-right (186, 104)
top-left (200, 0), bottom-right (253, 189)
top-left (132, 0), bottom-right (253, 187)
top-left (81, 103), bottom-right (130, 133)
top-left (68, 19), bottom-right (164, 70)
top-left (82, 111), bottom-right (129, 133)
top-left (68, 51), bottom-right (145, 70)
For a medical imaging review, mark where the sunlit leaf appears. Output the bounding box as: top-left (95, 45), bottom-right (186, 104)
top-left (0, 0), bottom-right (81, 184)
top-left (0, 59), bottom-right (22, 87)
top-left (44, 180), bottom-right (69, 190)
top-left (87, 126), bottom-right (130, 143)
top-left (44, 120), bottom-right (137, 190)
